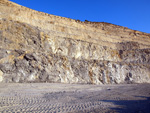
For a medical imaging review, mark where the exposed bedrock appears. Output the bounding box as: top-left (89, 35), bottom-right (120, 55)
top-left (0, 19), bottom-right (150, 84)
top-left (0, 0), bottom-right (150, 84)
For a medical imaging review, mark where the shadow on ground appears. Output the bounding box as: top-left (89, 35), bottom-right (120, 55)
top-left (102, 96), bottom-right (150, 113)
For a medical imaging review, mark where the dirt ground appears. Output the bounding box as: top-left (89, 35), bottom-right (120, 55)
top-left (0, 83), bottom-right (150, 113)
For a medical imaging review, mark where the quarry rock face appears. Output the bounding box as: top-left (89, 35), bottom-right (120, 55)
top-left (0, 0), bottom-right (150, 84)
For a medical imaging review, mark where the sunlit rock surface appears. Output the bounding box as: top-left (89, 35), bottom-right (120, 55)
top-left (0, 0), bottom-right (150, 84)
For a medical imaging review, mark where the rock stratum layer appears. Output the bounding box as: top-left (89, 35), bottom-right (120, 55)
top-left (0, 0), bottom-right (150, 84)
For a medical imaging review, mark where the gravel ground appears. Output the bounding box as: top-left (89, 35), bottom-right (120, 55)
top-left (0, 83), bottom-right (150, 113)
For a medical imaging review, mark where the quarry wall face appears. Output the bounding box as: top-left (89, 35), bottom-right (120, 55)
top-left (0, 0), bottom-right (150, 84)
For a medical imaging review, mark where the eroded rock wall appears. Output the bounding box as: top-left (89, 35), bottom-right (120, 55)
top-left (0, 0), bottom-right (150, 84)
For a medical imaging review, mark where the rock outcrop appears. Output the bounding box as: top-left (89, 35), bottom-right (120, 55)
top-left (0, 0), bottom-right (150, 84)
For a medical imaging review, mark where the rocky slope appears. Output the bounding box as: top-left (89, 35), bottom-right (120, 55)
top-left (0, 0), bottom-right (150, 84)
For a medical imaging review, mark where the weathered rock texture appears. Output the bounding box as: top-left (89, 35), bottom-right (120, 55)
top-left (0, 0), bottom-right (150, 84)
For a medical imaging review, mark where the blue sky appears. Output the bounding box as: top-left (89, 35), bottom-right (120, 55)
top-left (10, 0), bottom-right (150, 33)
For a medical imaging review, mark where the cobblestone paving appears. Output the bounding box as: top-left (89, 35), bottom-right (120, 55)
top-left (0, 83), bottom-right (150, 113)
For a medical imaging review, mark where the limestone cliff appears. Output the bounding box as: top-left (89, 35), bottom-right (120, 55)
top-left (0, 0), bottom-right (150, 84)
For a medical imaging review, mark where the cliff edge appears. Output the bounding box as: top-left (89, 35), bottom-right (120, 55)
top-left (0, 0), bottom-right (150, 84)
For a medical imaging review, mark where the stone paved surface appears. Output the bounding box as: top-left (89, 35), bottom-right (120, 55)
top-left (0, 83), bottom-right (150, 113)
